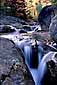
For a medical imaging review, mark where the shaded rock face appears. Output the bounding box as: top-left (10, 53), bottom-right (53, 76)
top-left (38, 5), bottom-right (57, 31)
top-left (41, 52), bottom-right (57, 85)
top-left (0, 38), bottom-right (34, 85)
top-left (41, 60), bottom-right (57, 85)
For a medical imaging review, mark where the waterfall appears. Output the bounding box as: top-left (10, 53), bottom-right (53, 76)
top-left (37, 52), bottom-right (57, 85)
top-left (24, 45), bottom-right (43, 68)
top-left (23, 44), bottom-right (44, 85)
top-left (24, 45), bottom-right (57, 85)
top-left (1, 32), bottom-right (57, 85)
top-left (24, 46), bottom-right (31, 65)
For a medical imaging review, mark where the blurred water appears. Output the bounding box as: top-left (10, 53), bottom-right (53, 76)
top-left (37, 52), bottom-right (57, 85)
top-left (1, 30), bottom-right (57, 85)
top-left (24, 45), bottom-right (44, 85)
top-left (1, 32), bottom-right (43, 85)
top-left (24, 45), bottom-right (57, 85)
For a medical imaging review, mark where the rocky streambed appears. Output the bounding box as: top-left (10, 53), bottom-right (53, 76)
top-left (0, 15), bottom-right (57, 85)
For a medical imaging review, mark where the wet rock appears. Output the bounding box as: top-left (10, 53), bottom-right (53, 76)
top-left (42, 59), bottom-right (57, 85)
top-left (0, 37), bottom-right (34, 85)
top-left (0, 25), bottom-right (15, 33)
top-left (0, 15), bottom-right (28, 28)
top-left (2, 77), bottom-right (14, 85)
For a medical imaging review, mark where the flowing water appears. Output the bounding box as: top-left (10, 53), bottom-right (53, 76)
top-left (0, 31), bottom-right (57, 85)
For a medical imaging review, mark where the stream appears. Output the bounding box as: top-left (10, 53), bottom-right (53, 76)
top-left (0, 31), bottom-right (57, 85)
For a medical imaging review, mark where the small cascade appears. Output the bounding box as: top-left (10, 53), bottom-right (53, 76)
top-left (24, 40), bottom-right (43, 68)
top-left (1, 32), bottom-right (57, 85)
top-left (37, 52), bottom-right (57, 85)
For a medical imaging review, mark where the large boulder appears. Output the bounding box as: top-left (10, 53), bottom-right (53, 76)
top-left (0, 37), bottom-right (34, 85)
top-left (42, 58), bottom-right (57, 85)
top-left (38, 5), bottom-right (57, 31)
top-left (49, 15), bottom-right (57, 43)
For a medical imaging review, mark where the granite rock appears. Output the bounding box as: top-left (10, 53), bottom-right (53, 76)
top-left (0, 37), bottom-right (34, 85)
